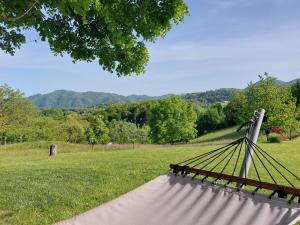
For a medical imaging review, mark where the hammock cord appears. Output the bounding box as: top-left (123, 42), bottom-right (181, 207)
top-left (178, 140), bottom-right (240, 166)
top-left (232, 140), bottom-right (243, 177)
top-left (172, 136), bottom-right (300, 190)
top-left (219, 141), bottom-right (242, 174)
top-left (244, 138), bottom-right (277, 184)
top-left (245, 139), bottom-right (261, 182)
top-left (246, 138), bottom-right (295, 187)
top-left (189, 143), bottom-right (237, 168)
top-left (248, 138), bottom-right (300, 182)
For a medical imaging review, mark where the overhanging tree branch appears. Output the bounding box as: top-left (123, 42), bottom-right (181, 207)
top-left (0, 0), bottom-right (38, 22)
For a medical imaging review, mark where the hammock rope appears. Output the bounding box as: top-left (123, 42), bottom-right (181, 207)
top-left (246, 138), bottom-right (293, 187)
top-left (170, 136), bottom-right (300, 203)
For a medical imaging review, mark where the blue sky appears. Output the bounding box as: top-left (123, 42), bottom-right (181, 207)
top-left (1, 0), bottom-right (300, 97)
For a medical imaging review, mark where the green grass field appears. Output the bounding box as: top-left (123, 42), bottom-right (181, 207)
top-left (190, 126), bottom-right (251, 144)
top-left (0, 138), bottom-right (300, 225)
top-left (189, 126), bottom-right (271, 144)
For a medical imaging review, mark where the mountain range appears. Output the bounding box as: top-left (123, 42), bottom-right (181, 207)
top-left (28, 78), bottom-right (298, 109)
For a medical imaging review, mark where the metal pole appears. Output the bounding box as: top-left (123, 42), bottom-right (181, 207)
top-left (239, 108), bottom-right (265, 180)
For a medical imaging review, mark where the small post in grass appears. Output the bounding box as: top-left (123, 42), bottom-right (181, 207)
top-left (49, 144), bottom-right (58, 156)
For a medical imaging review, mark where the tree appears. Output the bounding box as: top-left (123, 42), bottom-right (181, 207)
top-left (63, 114), bottom-right (85, 143)
top-left (0, 0), bottom-right (188, 76)
top-left (135, 125), bottom-right (151, 144)
top-left (108, 120), bottom-right (136, 144)
top-left (149, 97), bottom-right (197, 144)
top-left (242, 75), bottom-right (298, 134)
top-left (224, 91), bottom-right (246, 126)
top-left (87, 115), bottom-right (109, 147)
top-left (0, 85), bottom-right (38, 144)
top-left (108, 119), bottom-right (150, 144)
top-left (27, 116), bottom-right (60, 141)
top-left (197, 104), bottom-right (226, 135)
top-left (42, 108), bottom-right (66, 120)
top-left (291, 79), bottom-right (300, 107)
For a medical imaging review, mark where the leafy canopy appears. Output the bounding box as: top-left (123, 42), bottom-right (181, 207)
top-left (149, 96), bottom-right (197, 144)
top-left (0, 85), bottom-right (38, 142)
top-left (197, 103), bottom-right (226, 135)
top-left (242, 74), bottom-right (298, 132)
top-left (0, 0), bottom-right (189, 76)
top-left (291, 79), bottom-right (300, 107)
top-left (86, 115), bottom-right (109, 145)
top-left (108, 119), bottom-right (149, 144)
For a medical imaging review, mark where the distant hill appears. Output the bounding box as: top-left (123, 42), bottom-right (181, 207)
top-left (182, 88), bottom-right (239, 104)
top-left (29, 89), bottom-right (241, 109)
top-left (287, 79), bottom-right (299, 85)
top-left (29, 90), bottom-right (168, 109)
top-left (28, 78), bottom-right (298, 109)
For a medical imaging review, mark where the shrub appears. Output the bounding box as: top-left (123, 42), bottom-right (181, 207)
top-left (268, 134), bottom-right (283, 143)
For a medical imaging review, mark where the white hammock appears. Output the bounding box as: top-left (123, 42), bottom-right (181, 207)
top-left (54, 173), bottom-right (300, 225)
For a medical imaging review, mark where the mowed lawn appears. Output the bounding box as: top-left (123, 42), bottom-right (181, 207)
top-left (0, 139), bottom-right (300, 225)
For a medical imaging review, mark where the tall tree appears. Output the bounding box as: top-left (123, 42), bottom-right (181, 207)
top-left (291, 79), bottom-right (300, 107)
top-left (224, 91), bottom-right (246, 126)
top-left (63, 114), bottom-right (85, 143)
top-left (242, 75), bottom-right (298, 133)
top-left (0, 0), bottom-right (188, 75)
top-left (108, 119), bottom-right (150, 144)
top-left (197, 103), bottom-right (226, 135)
top-left (108, 119), bottom-right (137, 144)
top-left (149, 97), bottom-right (197, 144)
top-left (87, 115), bottom-right (109, 146)
top-left (0, 85), bottom-right (38, 144)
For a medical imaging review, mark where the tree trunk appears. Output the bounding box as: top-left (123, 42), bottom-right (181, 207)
top-left (49, 144), bottom-right (58, 156)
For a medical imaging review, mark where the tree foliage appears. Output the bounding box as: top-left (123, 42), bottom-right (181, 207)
top-left (2, 80), bottom-right (299, 146)
top-left (86, 115), bottom-right (109, 145)
top-left (197, 103), bottom-right (226, 135)
top-left (291, 79), bottom-right (300, 107)
top-left (0, 85), bottom-right (38, 144)
top-left (184, 88), bottom-right (238, 105)
top-left (149, 97), bottom-right (197, 144)
top-left (224, 91), bottom-right (247, 126)
top-left (0, 0), bottom-right (188, 75)
top-left (28, 116), bottom-right (60, 141)
top-left (63, 114), bottom-right (85, 143)
top-left (242, 75), bottom-right (298, 132)
top-left (108, 119), bottom-right (149, 144)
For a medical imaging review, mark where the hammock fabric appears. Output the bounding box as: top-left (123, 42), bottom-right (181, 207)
top-left (54, 137), bottom-right (300, 225)
top-left (55, 173), bottom-right (300, 225)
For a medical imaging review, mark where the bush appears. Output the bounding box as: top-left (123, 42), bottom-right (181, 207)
top-left (108, 120), bottom-right (150, 144)
top-left (268, 134), bottom-right (283, 143)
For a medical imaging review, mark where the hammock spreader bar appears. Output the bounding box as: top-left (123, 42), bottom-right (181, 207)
top-left (170, 135), bottom-right (300, 202)
top-left (170, 164), bottom-right (300, 197)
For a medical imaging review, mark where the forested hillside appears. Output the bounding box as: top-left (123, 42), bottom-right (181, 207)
top-left (29, 78), bottom-right (297, 109)
top-left (29, 89), bottom-right (238, 109)
top-left (183, 88), bottom-right (238, 104)
top-left (1, 76), bottom-right (300, 146)
top-left (29, 90), bottom-right (170, 109)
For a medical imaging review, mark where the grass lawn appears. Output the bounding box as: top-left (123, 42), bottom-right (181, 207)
top-left (0, 138), bottom-right (300, 225)
top-left (189, 126), bottom-right (272, 144)
top-left (190, 126), bottom-right (247, 144)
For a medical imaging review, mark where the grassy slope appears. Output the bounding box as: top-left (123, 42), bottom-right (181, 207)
top-left (0, 139), bottom-right (300, 225)
top-left (190, 126), bottom-right (270, 144)
top-left (190, 126), bottom-right (245, 144)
